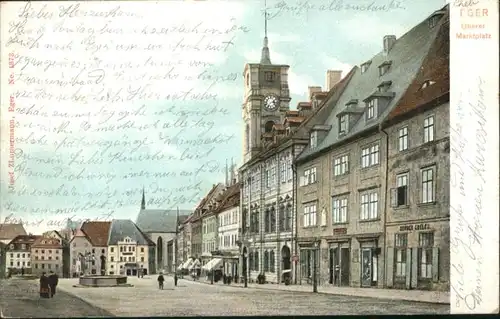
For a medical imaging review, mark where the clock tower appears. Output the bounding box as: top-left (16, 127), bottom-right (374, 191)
top-left (242, 8), bottom-right (291, 164)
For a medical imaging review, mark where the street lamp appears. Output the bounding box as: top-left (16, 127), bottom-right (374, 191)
top-left (313, 240), bottom-right (319, 293)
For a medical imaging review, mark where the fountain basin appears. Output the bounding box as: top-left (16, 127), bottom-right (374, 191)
top-left (78, 275), bottom-right (129, 287)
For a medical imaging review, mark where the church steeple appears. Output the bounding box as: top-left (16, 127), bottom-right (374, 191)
top-left (141, 187), bottom-right (146, 210)
top-left (260, 0), bottom-right (271, 65)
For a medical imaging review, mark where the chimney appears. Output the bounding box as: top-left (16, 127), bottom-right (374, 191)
top-left (308, 86), bottom-right (322, 101)
top-left (326, 70), bottom-right (342, 91)
top-left (383, 35), bottom-right (397, 55)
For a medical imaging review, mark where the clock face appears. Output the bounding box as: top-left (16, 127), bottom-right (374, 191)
top-left (264, 95), bottom-right (279, 111)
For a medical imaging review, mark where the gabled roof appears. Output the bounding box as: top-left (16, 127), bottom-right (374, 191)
top-left (190, 183), bottom-right (224, 222)
top-left (296, 6), bottom-right (447, 163)
top-left (0, 224), bottom-right (27, 239)
top-left (215, 183), bottom-right (241, 213)
top-left (386, 8), bottom-right (449, 123)
top-left (7, 234), bottom-right (41, 246)
top-left (107, 219), bottom-right (155, 246)
top-left (136, 209), bottom-right (191, 233)
top-left (81, 221), bottom-right (112, 247)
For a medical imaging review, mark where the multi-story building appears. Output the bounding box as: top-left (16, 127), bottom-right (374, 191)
top-left (69, 221), bottom-right (111, 276)
top-left (43, 230), bottom-right (71, 278)
top-left (382, 7), bottom-right (449, 291)
top-left (31, 236), bottom-right (64, 276)
top-left (238, 23), bottom-right (350, 284)
top-left (215, 182), bottom-right (241, 279)
top-left (106, 219), bottom-right (156, 276)
top-left (201, 211), bottom-right (218, 266)
top-left (294, 6), bottom-right (448, 289)
top-left (5, 235), bottom-right (39, 274)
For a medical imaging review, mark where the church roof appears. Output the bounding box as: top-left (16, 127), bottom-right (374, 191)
top-left (136, 209), bottom-right (191, 233)
top-left (81, 221), bottom-right (112, 247)
top-left (108, 219), bottom-right (155, 246)
top-left (297, 6), bottom-right (447, 163)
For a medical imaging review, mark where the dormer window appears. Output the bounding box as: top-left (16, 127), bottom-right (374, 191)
top-left (378, 61), bottom-right (392, 76)
top-left (429, 15), bottom-right (441, 29)
top-left (360, 61), bottom-right (371, 73)
top-left (339, 115), bottom-right (348, 134)
top-left (377, 81), bottom-right (392, 92)
top-left (367, 99), bottom-right (378, 119)
top-left (310, 131), bottom-right (318, 149)
top-left (420, 80), bottom-right (436, 90)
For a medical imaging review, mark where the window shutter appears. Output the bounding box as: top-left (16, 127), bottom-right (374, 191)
top-left (432, 247), bottom-right (439, 282)
top-left (405, 248), bottom-right (412, 289)
top-left (411, 247), bottom-right (418, 288)
top-left (390, 188), bottom-right (398, 207)
top-left (386, 247), bottom-right (394, 287)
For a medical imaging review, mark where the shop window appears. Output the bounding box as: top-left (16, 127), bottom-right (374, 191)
top-left (264, 251), bottom-right (269, 272)
top-left (394, 233), bottom-right (408, 279)
top-left (418, 233), bottom-right (434, 279)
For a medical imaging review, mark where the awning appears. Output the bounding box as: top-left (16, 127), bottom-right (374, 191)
top-left (181, 259), bottom-right (193, 269)
top-left (188, 259), bottom-right (201, 270)
top-left (202, 258), bottom-right (223, 271)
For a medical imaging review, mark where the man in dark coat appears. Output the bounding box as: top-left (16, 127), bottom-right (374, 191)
top-left (157, 272), bottom-right (165, 290)
top-left (48, 271), bottom-right (59, 298)
top-left (39, 272), bottom-right (50, 298)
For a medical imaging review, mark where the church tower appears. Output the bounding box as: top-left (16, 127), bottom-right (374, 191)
top-left (242, 3), bottom-right (291, 164)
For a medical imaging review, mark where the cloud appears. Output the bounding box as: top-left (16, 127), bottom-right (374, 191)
top-left (320, 54), bottom-right (353, 77)
top-left (338, 15), bottom-right (406, 46)
top-left (267, 33), bottom-right (301, 44)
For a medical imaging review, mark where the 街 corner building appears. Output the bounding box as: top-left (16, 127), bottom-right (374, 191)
top-left (294, 7), bottom-right (450, 290)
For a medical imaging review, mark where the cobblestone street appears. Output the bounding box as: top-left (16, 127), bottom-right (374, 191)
top-left (54, 277), bottom-right (449, 316)
top-left (0, 279), bottom-right (113, 318)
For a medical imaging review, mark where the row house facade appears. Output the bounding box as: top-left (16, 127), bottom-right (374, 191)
top-left (31, 236), bottom-right (64, 276)
top-left (106, 219), bottom-right (156, 276)
top-left (294, 6), bottom-right (449, 291)
top-left (216, 182), bottom-right (241, 279)
top-left (69, 221), bottom-right (111, 277)
top-left (5, 235), bottom-right (39, 274)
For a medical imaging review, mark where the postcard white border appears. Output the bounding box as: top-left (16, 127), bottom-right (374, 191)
top-left (450, 0), bottom-right (499, 314)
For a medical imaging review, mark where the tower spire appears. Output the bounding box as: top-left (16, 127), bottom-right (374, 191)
top-left (260, 0), bottom-right (271, 64)
top-left (141, 186), bottom-right (146, 210)
top-left (225, 159), bottom-right (229, 186)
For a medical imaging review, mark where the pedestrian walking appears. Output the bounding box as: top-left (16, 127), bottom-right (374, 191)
top-left (39, 272), bottom-right (50, 299)
top-left (157, 272), bottom-right (165, 290)
top-left (48, 271), bottom-right (59, 298)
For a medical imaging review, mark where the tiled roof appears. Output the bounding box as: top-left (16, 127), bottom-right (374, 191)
top-left (136, 209), bottom-right (191, 233)
top-left (214, 183), bottom-right (240, 213)
top-left (8, 234), bottom-right (40, 245)
top-left (272, 124), bottom-right (285, 131)
top-left (387, 9), bottom-right (449, 122)
top-left (297, 6), bottom-right (447, 162)
top-left (190, 183), bottom-right (224, 222)
top-left (0, 224), bottom-right (27, 239)
top-left (298, 102), bottom-right (312, 109)
top-left (285, 110), bottom-right (299, 116)
top-left (285, 116), bottom-right (305, 124)
top-left (32, 237), bottom-right (62, 249)
top-left (107, 219), bottom-right (155, 246)
top-left (81, 221), bottom-right (112, 247)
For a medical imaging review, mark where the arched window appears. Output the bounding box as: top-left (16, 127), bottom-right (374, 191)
top-left (264, 251), bottom-right (269, 272)
top-left (279, 205), bottom-right (285, 232)
top-left (269, 251), bottom-right (275, 273)
top-left (264, 121), bottom-right (274, 133)
top-left (264, 209), bottom-right (270, 233)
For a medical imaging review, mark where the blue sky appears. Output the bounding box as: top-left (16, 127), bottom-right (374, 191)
top-left (0, 0), bottom-right (444, 234)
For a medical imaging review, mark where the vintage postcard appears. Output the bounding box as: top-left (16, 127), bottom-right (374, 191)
top-left (0, 0), bottom-right (498, 316)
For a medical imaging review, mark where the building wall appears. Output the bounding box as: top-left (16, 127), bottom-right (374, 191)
top-left (384, 102), bottom-right (450, 291)
top-left (107, 242), bottom-right (151, 275)
top-left (241, 144), bottom-right (301, 284)
top-left (297, 131), bottom-right (387, 288)
top-left (6, 249), bottom-right (31, 272)
top-left (191, 221), bottom-right (202, 258)
top-left (31, 247), bottom-right (63, 276)
top-left (69, 236), bottom-right (92, 275)
top-left (202, 215), bottom-right (217, 263)
top-left (148, 232), bottom-right (175, 271)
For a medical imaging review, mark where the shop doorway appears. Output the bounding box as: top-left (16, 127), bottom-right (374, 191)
top-left (361, 248), bottom-right (372, 287)
top-left (329, 246), bottom-right (350, 286)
